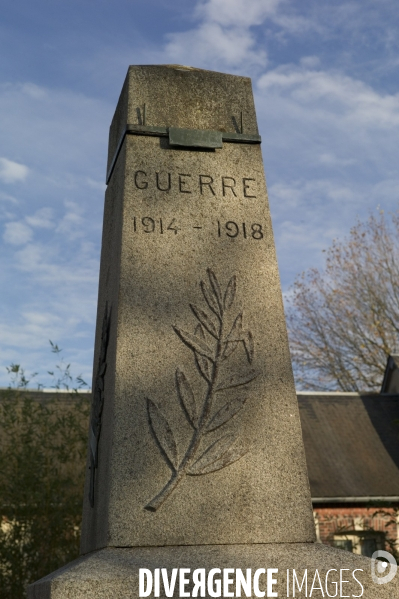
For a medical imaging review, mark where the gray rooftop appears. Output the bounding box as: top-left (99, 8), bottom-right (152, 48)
top-left (298, 392), bottom-right (399, 501)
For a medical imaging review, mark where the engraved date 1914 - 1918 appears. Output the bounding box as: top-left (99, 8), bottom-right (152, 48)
top-left (144, 269), bottom-right (257, 512)
top-left (133, 217), bottom-right (264, 240)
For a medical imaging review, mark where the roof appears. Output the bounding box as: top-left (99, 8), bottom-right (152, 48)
top-left (380, 354), bottom-right (399, 393)
top-left (298, 392), bottom-right (399, 501)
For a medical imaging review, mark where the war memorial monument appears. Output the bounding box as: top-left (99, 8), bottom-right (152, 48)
top-left (28, 65), bottom-right (399, 598)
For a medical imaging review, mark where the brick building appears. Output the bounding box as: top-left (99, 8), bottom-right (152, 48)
top-left (298, 356), bottom-right (399, 557)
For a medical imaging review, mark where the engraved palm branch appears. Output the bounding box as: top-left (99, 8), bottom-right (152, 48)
top-left (89, 303), bottom-right (110, 508)
top-left (144, 269), bottom-right (256, 512)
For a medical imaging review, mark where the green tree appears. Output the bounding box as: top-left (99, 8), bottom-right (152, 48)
top-left (0, 350), bottom-right (90, 599)
top-left (286, 211), bottom-right (399, 391)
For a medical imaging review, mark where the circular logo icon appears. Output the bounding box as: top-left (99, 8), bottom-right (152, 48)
top-left (371, 551), bottom-right (397, 585)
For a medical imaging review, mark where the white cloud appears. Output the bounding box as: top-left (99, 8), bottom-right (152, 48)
top-left (257, 65), bottom-right (399, 128)
top-left (163, 0), bottom-right (283, 70)
top-left (3, 221), bottom-right (33, 245)
top-left (14, 241), bottom-right (98, 285)
top-left (86, 177), bottom-right (106, 191)
top-left (0, 82), bottom-right (110, 186)
top-left (55, 200), bottom-right (85, 238)
top-left (0, 301), bottom-right (95, 388)
top-left (164, 24), bottom-right (266, 71)
top-left (21, 83), bottom-right (47, 99)
top-left (195, 0), bottom-right (281, 28)
top-left (25, 207), bottom-right (55, 229)
top-left (19, 310), bottom-right (61, 336)
top-left (269, 178), bottom-right (362, 216)
top-left (271, 12), bottom-right (321, 34)
top-left (166, 24), bottom-right (267, 70)
top-left (318, 153), bottom-right (356, 167)
top-left (0, 157), bottom-right (29, 183)
top-left (300, 56), bottom-right (321, 69)
top-left (0, 191), bottom-right (18, 204)
top-left (370, 178), bottom-right (399, 202)
top-left (0, 230), bottom-right (98, 386)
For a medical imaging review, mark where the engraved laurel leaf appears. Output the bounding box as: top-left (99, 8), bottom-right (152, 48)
top-left (195, 355), bottom-right (212, 382)
top-left (190, 304), bottom-right (218, 339)
top-left (243, 330), bottom-right (254, 363)
top-left (207, 268), bottom-right (223, 310)
top-left (90, 303), bottom-right (110, 507)
top-left (206, 397), bottom-right (248, 432)
top-left (222, 313), bottom-right (243, 359)
top-left (223, 340), bottom-right (239, 360)
top-left (175, 369), bottom-right (197, 428)
top-left (147, 398), bottom-right (178, 469)
top-left (200, 280), bottom-right (221, 317)
top-left (173, 326), bottom-right (215, 361)
top-left (189, 445), bottom-right (248, 475)
top-left (195, 323), bottom-right (205, 339)
top-left (227, 313), bottom-right (243, 340)
top-left (223, 275), bottom-right (236, 311)
top-left (188, 434), bottom-right (235, 475)
top-left (194, 324), bottom-right (212, 382)
top-left (216, 369), bottom-right (257, 392)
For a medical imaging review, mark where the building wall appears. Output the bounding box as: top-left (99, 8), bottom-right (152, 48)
top-left (314, 505), bottom-right (399, 557)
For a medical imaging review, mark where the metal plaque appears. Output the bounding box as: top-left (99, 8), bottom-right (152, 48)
top-left (168, 127), bottom-right (223, 149)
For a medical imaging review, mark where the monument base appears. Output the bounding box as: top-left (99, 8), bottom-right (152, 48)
top-left (28, 543), bottom-right (398, 598)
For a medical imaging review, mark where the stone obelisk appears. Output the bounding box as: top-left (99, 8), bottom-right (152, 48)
top-left (28, 65), bottom-right (399, 598)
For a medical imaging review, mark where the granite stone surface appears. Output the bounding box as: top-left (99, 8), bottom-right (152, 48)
top-left (28, 544), bottom-right (399, 598)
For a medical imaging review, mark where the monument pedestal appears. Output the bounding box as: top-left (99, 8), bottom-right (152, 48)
top-left (29, 544), bottom-right (398, 598)
top-left (28, 65), bottom-right (399, 597)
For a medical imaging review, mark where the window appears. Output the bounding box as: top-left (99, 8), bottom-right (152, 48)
top-left (333, 539), bottom-right (353, 552)
top-left (361, 537), bottom-right (378, 557)
top-left (333, 532), bottom-right (384, 556)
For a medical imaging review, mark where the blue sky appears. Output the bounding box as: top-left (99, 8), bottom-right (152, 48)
top-left (1, 0), bottom-right (399, 388)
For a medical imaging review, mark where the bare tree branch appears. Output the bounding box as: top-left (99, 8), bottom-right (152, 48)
top-left (286, 211), bottom-right (399, 391)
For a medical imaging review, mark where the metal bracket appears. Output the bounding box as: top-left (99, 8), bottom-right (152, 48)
top-left (106, 125), bottom-right (261, 184)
